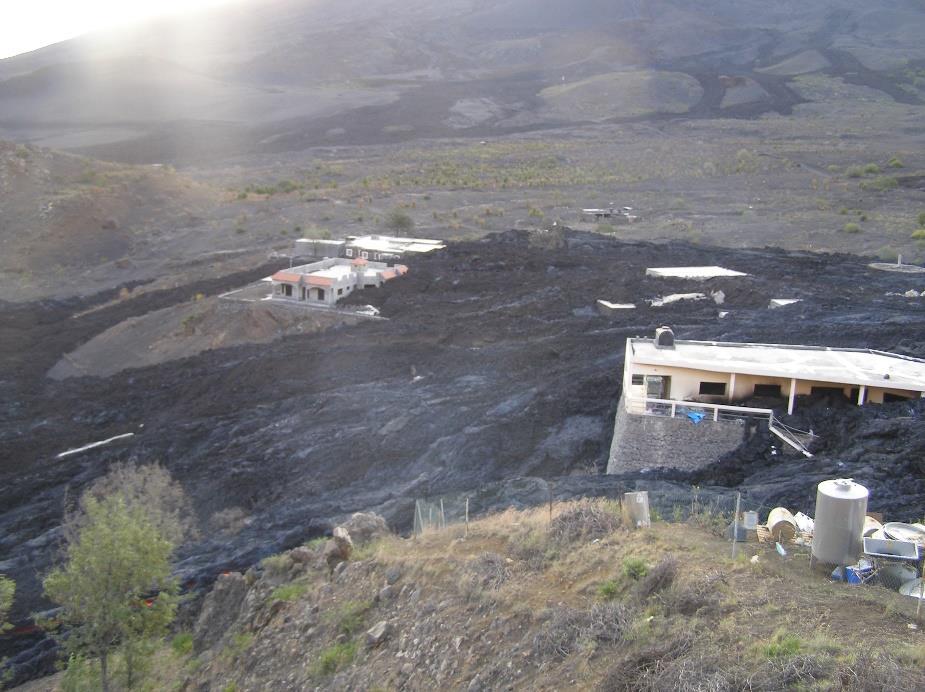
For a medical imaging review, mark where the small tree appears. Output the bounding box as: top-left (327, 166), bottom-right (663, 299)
top-left (45, 464), bottom-right (191, 691)
top-left (385, 209), bottom-right (414, 234)
top-left (1, 574), bottom-right (13, 630)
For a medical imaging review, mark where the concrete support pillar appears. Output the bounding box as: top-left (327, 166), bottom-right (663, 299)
top-left (728, 373), bottom-right (736, 402)
top-left (788, 378), bottom-right (797, 416)
top-left (858, 385), bottom-right (867, 406)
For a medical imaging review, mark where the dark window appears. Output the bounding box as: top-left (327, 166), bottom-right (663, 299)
top-left (365, 284), bottom-right (376, 289)
top-left (631, 374), bottom-right (645, 385)
top-left (282, 284), bottom-right (292, 297)
top-left (346, 248), bottom-right (353, 257)
top-left (699, 382), bottom-right (726, 396)
top-left (810, 386), bottom-right (845, 398)
top-left (338, 288), bottom-right (343, 296)
top-left (850, 387), bottom-right (860, 402)
top-left (883, 392), bottom-right (911, 403)
top-left (753, 384), bottom-right (782, 397)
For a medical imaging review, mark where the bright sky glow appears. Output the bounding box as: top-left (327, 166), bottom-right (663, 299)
top-left (0, 1), bottom-right (233, 59)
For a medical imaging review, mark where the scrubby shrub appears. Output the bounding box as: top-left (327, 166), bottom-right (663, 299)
top-left (597, 632), bottom-right (694, 690)
top-left (845, 165), bottom-right (864, 178)
top-left (662, 572), bottom-right (726, 616)
top-left (877, 246), bottom-right (900, 262)
top-left (911, 229), bottom-right (925, 240)
top-left (260, 553), bottom-right (293, 578)
top-left (860, 176), bottom-right (899, 192)
top-left (548, 501), bottom-right (621, 544)
top-left (632, 557), bottom-right (678, 600)
top-left (270, 581), bottom-right (310, 603)
top-left (622, 557), bottom-right (649, 581)
top-left (314, 642), bottom-right (357, 675)
top-left (597, 579), bottom-right (620, 600)
top-left (171, 632), bottom-right (194, 656)
top-left (467, 552), bottom-right (509, 591)
top-left (863, 163), bottom-right (881, 175)
top-left (888, 157), bottom-right (904, 168)
top-left (533, 603), bottom-right (630, 657)
top-left (385, 209), bottom-right (414, 233)
top-left (843, 222), bottom-right (861, 233)
top-left (764, 629), bottom-right (804, 658)
top-left (918, 212), bottom-right (925, 227)
top-left (325, 600), bottom-right (371, 636)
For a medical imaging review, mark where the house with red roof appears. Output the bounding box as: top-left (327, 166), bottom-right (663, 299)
top-left (270, 257), bottom-right (407, 306)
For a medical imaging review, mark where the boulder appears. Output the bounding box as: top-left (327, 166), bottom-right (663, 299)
top-left (324, 528), bottom-right (353, 571)
top-left (193, 572), bottom-right (247, 652)
top-left (339, 512), bottom-right (390, 545)
top-left (289, 546), bottom-right (313, 564)
top-left (366, 620), bottom-right (391, 648)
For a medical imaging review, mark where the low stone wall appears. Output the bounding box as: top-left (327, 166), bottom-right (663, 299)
top-left (607, 394), bottom-right (749, 473)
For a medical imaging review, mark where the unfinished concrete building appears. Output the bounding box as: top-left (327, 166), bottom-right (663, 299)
top-left (270, 258), bottom-right (407, 307)
top-left (608, 327), bottom-right (925, 473)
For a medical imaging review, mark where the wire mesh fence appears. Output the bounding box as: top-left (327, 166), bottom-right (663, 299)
top-left (412, 482), bottom-right (925, 613)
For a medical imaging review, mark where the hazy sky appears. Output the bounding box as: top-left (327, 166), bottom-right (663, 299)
top-left (0, 1), bottom-right (233, 59)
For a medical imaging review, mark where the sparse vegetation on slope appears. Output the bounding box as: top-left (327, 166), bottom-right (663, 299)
top-left (62, 500), bottom-right (924, 692)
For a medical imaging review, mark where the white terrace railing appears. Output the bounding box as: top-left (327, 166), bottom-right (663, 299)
top-left (627, 396), bottom-right (813, 457)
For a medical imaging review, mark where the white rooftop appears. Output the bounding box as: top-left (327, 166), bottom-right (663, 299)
top-left (348, 235), bottom-right (445, 254)
top-left (646, 266), bottom-right (747, 279)
top-left (630, 338), bottom-right (925, 392)
top-left (312, 265), bottom-right (355, 280)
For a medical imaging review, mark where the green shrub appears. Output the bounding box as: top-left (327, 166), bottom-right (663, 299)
top-left (863, 163), bottom-right (881, 175)
top-left (314, 641), bottom-right (357, 675)
top-left (877, 246), bottom-right (900, 262)
top-left (260, 553), bottom-right (292, 577)
top-left (842, 222), bottom-right (861, 233)
top-left (385, 209), bottom-right (414, 233)
top-left (888, 157), bottom-right (904, 168)
top-left (325, 600), bottom-right (372, 636)
top-left (859, 176), bottom-right (898, 192)
top-left (622, 557), bottom-right (649, 581)
top-left (764, 630), bottom-right (803, 658)
top-left (596, 223), bottom-right (616, 234)
top-left (911, 229), bottom-right (925, 240)
top-left (845, 165), bottom-right (864, 178)
top-left (270, 581), bottom-right (310, 603)
top-left (597, 579), bottom-right (621, 600)
top-left (171, 632), bottom-right (194, 656)
top-left (918, 212), bottom-right (925, 228)
top-left (221, 633), bottom-right (254, 662)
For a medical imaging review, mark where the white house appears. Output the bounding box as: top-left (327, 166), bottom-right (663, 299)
top-left (270, 258), bottom-right (407, 307)
top-left (624, 327), bottom-right (925, 417)
top-left (343, 235), bottom-right (445, 262)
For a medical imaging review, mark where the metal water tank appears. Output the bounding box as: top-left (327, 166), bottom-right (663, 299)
top-left (812, 479), bottom-right (868, 566)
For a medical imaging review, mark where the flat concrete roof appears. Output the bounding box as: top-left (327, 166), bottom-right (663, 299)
top-left (629, 338), bottom-right (925, 392)
top-left (348, 235), bottom-right (445, 254)
top-left (646, 266), bottom-right (747, 279)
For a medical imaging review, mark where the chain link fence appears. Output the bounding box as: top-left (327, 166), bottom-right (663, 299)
top-left (412, 481), bottom-right (925, 608)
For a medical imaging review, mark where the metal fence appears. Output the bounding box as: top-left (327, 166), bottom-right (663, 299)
top-left (412, 482), bottom-right (925, 612)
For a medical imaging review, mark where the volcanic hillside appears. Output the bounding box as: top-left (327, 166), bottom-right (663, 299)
top-left (3, 228), bottom-right (925, 648)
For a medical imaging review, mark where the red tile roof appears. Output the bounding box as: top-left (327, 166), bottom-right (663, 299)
top-left (352, 258), bottom-right (369, 266)
top-left (306, 275), bottom-right (334, 287)
top-left (271, 271), bottom-right (303, 283)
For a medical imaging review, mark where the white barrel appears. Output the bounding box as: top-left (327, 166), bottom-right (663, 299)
top-left (768, 507), bottom-right (796, 543)
top-left (812, 479), bottom-right (868, 566)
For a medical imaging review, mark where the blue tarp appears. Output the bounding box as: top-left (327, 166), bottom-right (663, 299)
top-left (686, 410), bottom-right (706, 424)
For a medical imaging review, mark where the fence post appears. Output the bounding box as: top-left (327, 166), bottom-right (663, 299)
top-left (548, 481), bottom-right (553, 533)
top-left (440, 498), bottom-right (446, 530)
top-left (732, 492), bottom-right (741, 559)
top-left (415, 501), bottom-right (425, 537)
top-left (465, 497), bottom-right (470, 538)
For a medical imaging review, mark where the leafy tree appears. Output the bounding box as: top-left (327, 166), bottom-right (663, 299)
top-left (0, 575), bottom-right (13, 631)
top-left (384, 209), bottom-right (414, 234)
top-left (45, 464), bottom-right (191, 691)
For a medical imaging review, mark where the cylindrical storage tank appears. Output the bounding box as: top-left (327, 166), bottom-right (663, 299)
top-left (812, 479), bottom-right (868, 566)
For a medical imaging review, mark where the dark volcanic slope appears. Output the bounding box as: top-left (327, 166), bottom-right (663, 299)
top-left (3, 228), bottom-right (925, 638)
top-left (2, 0), bottom-right (923, 162)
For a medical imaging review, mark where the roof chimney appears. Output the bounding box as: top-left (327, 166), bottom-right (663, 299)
top-left (654, 326), bottom-right (675, 349)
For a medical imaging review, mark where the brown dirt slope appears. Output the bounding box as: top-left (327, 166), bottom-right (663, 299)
top-left (44, 500), bottom-right (925, 691)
